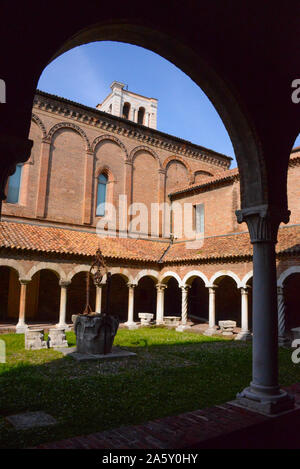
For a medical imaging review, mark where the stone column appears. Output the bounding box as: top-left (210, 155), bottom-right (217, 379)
top-left (277, 286), bottom-right (289, 345)
top-left (176, 285), bottom-right (191, 331)
top-left (235, 206), bottom-right (294, 414)
top-left (125, 283), bottom-right (138, 330)
top-left (236, 287), bottom-right (252, 340)
top-left (95, 284), bottom-right (104, 314)
top-left (204, 286), bottom-right (218, 336)
top-left (56, 281), bottom-right (70, 330)
top-left (16, 279), bottom-right (30, 334)
top-left (156, 283), bottom-right (167, 325)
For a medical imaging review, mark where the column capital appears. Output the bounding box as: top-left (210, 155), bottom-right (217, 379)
top-left (240, 286), bottom-right (249, 295)
top-left (208, 285), bottom-right (218, 292)
top-left (156, 283), bottom-right (167, 291)
top-left (181, 284), bottom-right (191, 291)
top-left (19, 278), bottom-right (30, 285)
top-left (236, 205), bottom-right (290, 244)
top-left (277, 286), bottom-right (284, 296)
top-left (59, 280), bottom-right (71, 288)
top-left (127, 282), bottom-right (136, 289)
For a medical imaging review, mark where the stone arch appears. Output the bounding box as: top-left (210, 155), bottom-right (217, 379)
top-left (134, 269), bottom-right (159, 284)
top-left (160, 271), bottom-right (182, 286)
top-left (209, 270), bottom-right (241, 288)
top-left (0, 259), bottom-right (26, 279)
top-left (163, 155), bottom-right (193, 183)
top-left (130, 145), bottom-right (162, 168)
top-left (47, 122), bottom-right (91, 151)
top-left (66, 265), bottom-right (91, 282)
top-left (92, 134), bottom-right (129, 159)
top-left (31, 113), bottom-right (47, 139)
top-left (278, 266), bottom-right (300, 288)
top-left (241, 271), bottom-right (253, 288)
top-left (102, 268), bottom-right (133, 284)
top-left (27, 262), bottom-right (67, 282)
top-left (182, 270), bottom-right (209, 287)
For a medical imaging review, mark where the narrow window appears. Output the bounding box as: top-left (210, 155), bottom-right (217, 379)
top-left (96, 173), bottom-right (108, 216)
top-left (122, 102), bottom-right (130, 119)
top-left (195, 204), bottom-right (204, 234)
top-left (6, 164), bottom-right (22, 204)
top-left (109, 103), bottom-right (112, 113)
top-left (137, 106), bottom-right (145, 125)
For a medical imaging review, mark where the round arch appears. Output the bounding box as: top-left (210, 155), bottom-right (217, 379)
top-left (241, 271), bottom-right (253, 288)
top-left (0, 259), bottom-right (26, 280)
top-left (278, 266), bottom-right (300, 288)
top-left (182, 270), bottom-right (209, 287)
top-left (163, 155), bottom-right (193, 183)
top-left (209, 270), bottom-right (242, 288)
top-left (31, 113), bottom-right (47, 139)
top-left (102, 268), bottom-right (133, 284)
top-left (92, 134), bottom-right (129, 159)
top-left (66, 264), bottom-right (91, 282)
top-left (160, 271), bottom-right (182, 286)
top-left (130, 146), bottom-right (162, 169)
top-left (134, 269), bottom-right (159, 284)
top-left (47, 122), bottom-right (91, 151)
top-left (27, 262), bottom-right (67, 282)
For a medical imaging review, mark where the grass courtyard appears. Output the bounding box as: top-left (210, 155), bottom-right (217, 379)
top-left (0, 327), bottom-right (298, 448)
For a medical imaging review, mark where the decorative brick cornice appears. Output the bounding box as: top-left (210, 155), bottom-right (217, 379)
top-left (33, 91), bottom-right (231, 169)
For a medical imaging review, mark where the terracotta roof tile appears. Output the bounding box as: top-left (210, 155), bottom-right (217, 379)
top-left (0, 222), bottom-right (167, 262)
top-left (0, 221), bottom-right (299, 263)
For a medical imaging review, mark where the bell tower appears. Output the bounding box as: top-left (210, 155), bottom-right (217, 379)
top-left (97, 81), bottom-right (158, 129)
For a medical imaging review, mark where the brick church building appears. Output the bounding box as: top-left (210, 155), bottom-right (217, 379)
top-left (0, 82), bottom-right (299, 341)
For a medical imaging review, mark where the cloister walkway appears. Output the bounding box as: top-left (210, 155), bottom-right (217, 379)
top-left (35, 384), bottom-right (300, 449)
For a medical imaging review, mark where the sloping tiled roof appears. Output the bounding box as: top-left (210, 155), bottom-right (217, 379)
top-left (0, 221), bottom-right (167, 262)
top-left (164, 225), bottom-right (300, 263)
top-left (170, 150), bottom-right (300, 197)
top-left (0, 221), bottom-right (299, 264)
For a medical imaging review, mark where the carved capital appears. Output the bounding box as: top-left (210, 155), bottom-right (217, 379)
top-left (59, 281), bottom-right (71, 288)
top-left (236, 205), bottom-right (290, 244)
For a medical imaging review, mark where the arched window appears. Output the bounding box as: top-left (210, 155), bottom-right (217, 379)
top-left (137, 106), bottom-right (145, 125)
top-left (6, 164), bottom-right (23, 204)
top-left (96, 173), bottom-right (108, 216)
top-left (122, 102), bottom-right (130, 120)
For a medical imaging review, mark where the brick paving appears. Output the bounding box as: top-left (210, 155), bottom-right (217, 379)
top-left (35, 384), bottom-right (300, 449)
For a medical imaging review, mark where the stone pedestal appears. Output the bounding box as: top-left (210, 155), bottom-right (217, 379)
top-left (164, 316), bottom-right (180, 326)
top-left (25, 329), bottom-right (47, 350)
top-left (138, 312), bottom-right (154, 325)
top-left (219, 320), bottom-right (236, 336)
top-left (75, 314), bottom-right (119, 355)
top-left (48, 328), bottom-right (68, 348)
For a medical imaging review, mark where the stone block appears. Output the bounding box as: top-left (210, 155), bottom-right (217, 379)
top-left (25, 329), bottom-right (47, 350)
top-left (218, 320), bottom-right (236, 336)
top-left (138, 312), bottom-right (154, 325)
top-left (164, 316), bottom-right (180, 326)
top-left (48, 328), bottom-right (68, 348)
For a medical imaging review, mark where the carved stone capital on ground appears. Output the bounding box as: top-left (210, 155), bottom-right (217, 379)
top-left (236, 205), bottom-right (290, 244)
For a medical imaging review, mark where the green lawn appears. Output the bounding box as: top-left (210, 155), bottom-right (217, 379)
top-left (0, 327), bottom-right (298, 448)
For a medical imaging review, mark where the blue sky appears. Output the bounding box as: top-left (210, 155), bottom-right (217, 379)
top-left (38, 41), bottom-right (300, 168)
